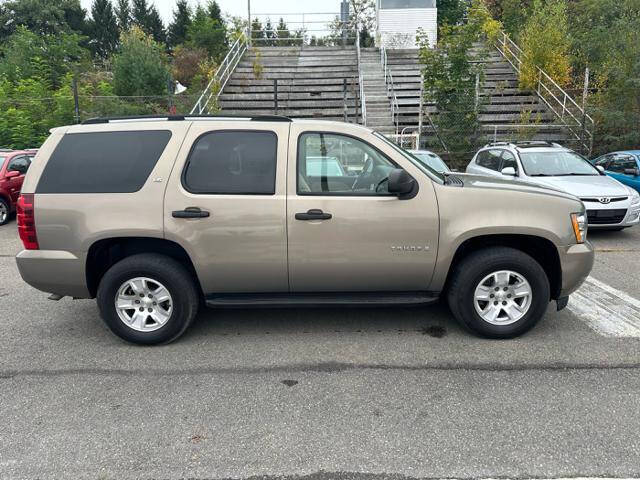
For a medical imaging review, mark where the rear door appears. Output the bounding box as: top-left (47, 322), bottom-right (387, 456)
top-left (286, 124), bottom-right (439, 292)
top-left (164, 122), bottom-right (290, 294)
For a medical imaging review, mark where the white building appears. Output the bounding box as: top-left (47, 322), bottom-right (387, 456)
top-left (376, 0), bottom-right (438, 49)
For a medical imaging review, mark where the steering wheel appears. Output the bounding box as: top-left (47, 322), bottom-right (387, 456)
top-left (375, 177), bottom-right (389, 193)
top-left (352, 157), bottom-right (373, 191)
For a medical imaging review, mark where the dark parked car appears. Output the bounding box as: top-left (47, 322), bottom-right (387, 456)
top-left (0, 150), bottom-right (32, 225)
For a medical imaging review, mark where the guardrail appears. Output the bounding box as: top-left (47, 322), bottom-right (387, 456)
top-left (380, 46), bottom-right (400, 135)
top-left (494, 31), bottom-right (594, 154)
top-left (248, 13), bottom-right (357, 45)
top-left (191, 35), bottom-right (248, 115)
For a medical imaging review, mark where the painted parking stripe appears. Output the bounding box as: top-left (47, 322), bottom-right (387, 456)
top-left (568, 276), bottom-right (640, 337)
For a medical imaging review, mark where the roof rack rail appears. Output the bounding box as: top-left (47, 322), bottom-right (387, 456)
top-left (81, 114), bottom-right (293, 125)
top-left (484, 140), bottom-right (563, 149)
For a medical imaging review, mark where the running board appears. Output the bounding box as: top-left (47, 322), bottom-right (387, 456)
top-left (205, 292), bottom-right (440, 308)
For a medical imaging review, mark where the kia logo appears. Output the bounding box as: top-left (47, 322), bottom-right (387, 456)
top-left (599, 197), bottom-right (611, 204)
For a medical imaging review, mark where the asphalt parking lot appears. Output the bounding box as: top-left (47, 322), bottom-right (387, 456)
top-left (1, 218), bottom-right (640, 479)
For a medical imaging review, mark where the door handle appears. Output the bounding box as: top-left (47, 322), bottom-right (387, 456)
top-left (295, 209), bottom-right (332, 221)
top-left (172, 207), bottom-right (210, 219)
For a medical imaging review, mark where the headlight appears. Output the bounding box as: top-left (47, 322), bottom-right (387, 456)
top-left (571, 212), bottom-right (587, 243)
top-left (629, 189), bottom-right (640, 206)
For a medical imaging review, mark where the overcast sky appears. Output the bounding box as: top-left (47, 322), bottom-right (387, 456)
top-left (80, 0), bottom-right (344, 25)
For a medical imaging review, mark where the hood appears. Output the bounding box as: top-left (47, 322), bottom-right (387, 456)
top-left (453, 173), bottom-right (579, 202)
top-left (523, 174), bottom-right (629, 198)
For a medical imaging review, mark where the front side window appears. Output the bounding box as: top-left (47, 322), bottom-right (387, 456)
top-left (595, 155), bottom-right (613, 170)
top-left (0, 157), bottom-right (5, 171)
top-left (477, 150), bottom-right (503, 171)
top-left (609, 156), bottom-right (638, 174)
top-left (501, 151), bottom-right (518, 171)
top-left (519, 151), bottom-right (599, 177)
top-left (183, 131), bottom-right (277, 195)
top-left (298, 132), bottom-right (396, 195)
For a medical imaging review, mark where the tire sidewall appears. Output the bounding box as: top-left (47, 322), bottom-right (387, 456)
top-left (458, 254), bottom-right (550, 338)
top-left (0, 199), bottom-right (9, 226)
top-left (97, 261), bottom-right (192, 345)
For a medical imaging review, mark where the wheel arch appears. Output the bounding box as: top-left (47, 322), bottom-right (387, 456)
top-left (442, 234), bottom-right (562, 301)
top-left (86, 237), bottom-right (202, 299)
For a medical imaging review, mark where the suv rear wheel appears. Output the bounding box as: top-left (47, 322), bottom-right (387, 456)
top-left (447, 247), bottom-right (550, 338)
top-left (97, 254), bottom-right (199, 345)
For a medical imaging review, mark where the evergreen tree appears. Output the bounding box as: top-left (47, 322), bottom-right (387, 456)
top-left (131, 0), bottom-right (149, 30)
top-left (206, 1), bottom-right (223, 23)
top-left (115, 0), bottom-right (131, 31)
top-left (89, 0), bottom-right (119, 58)
top-left (146, 4), bottom-right (166, 44)
top-left (187, 5), bottom-right (228, 61)
top-left (250, 17), bottom-right (264, 44)
top-left (264, 18), bottom-right (276, 46)
top-left (276, 18), bottom-right (291, 46)
top-left (167, 0), bottom-right (191, 49)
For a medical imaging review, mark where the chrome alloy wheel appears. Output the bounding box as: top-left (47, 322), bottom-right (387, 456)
top-left (114, 277), bottom-right (173, 332)
top-left (0, 202), bottom-right (7, 224)
top-left (473, 270), bottom-right (533, 325)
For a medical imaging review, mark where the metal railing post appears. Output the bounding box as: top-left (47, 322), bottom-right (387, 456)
top-left (274, 79), bottom-right (278, 114)
top-left (343, 78), bottom-right (348, 122)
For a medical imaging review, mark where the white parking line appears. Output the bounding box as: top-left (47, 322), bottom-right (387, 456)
top-left (568, 276), bottom-right (640, 337)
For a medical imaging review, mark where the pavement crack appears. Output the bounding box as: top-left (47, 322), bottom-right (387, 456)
top-left (3, 362), bottom-right (640, 379)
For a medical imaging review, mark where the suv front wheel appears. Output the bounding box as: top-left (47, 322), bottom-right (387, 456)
top-left (447, 247), bottom-right (550, 338)
top-left (97, 254), bottom-right (200, 345)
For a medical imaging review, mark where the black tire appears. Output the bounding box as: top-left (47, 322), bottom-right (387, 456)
top-left (97, 253), bottom-right (200, 345)
top-left (0, 198), bottom-right (10, 226)
top-left (447, 247), bottom-right (550, 339)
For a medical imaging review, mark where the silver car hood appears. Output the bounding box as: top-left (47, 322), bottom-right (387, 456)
top-left (453, 173), bottom-right (579, 201)
top-left (524, 174), bottom-right (629, 198)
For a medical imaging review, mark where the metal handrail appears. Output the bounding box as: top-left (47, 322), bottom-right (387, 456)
top-left (356, 29), bottom-right (366, 126)
top-left (191, 35), bottom-right (248, 115)
top-left (494, 31), bottom-right (594, 152)
top-left (380, 46), bottom-right (400, 135)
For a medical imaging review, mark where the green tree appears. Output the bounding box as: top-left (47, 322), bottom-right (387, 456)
top-left (418, 0), bottom-right (489, 156)
top-left (519, 0), bottom-right (571, 89)
top-left (0, 26), bottom-right (90, 88)
top-left (264, 18), bottom-right (276, 46)
top-left (146, 5), bottom-right (166, 44)
top-left (171, 45), bottom-right (207, 87)
top-left (187, 5), bottom-right (228, 61)
top-left (250, 17), bottom-right (265, 44)
top-left (112, 26), bottom-right (170, 96)
top-left (167, 0), bottom-right (192, 49)
top-left (0, 0), bottom-right (88, 40)
top-left (88, 0), bottom-right (119, 58)
top-left (437, 0), bottom-right (466, 27)
top-left (206, 0), bottom-right (223, 24)
top-left (131, 0), bottom-right (150, 30)
top-left (276, 18), bottom-right (291, 46)
top-left (115, 0), bottom-right (131, 31)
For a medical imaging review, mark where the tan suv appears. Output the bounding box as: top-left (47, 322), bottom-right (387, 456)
top-left (16, 115), bottom-right (594, 344)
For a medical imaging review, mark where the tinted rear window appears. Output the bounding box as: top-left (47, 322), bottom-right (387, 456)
top-left (36, 131), bottom-right (171, 194)
top-left (183, 130), bottom-right (277, 195)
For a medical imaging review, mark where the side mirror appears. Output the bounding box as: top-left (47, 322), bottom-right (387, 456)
top-left (388, 168), bottom-right (418, 200)
top-left (624, 168), bottom-right (640, 177)
top-left (501, 166), bottom-right (517, 176)
top-left (596, 165), bottom-right (605, 174)
top-left (5, 170), bottom-right (20, 178)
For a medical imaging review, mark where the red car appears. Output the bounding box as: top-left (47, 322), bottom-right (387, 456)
top-left (0, 150), bottom-right (33, 225)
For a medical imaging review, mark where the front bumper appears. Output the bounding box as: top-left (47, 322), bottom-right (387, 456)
top-left (557, 241), bottom-right (595, 297)
top-left (587, 203), bottom-right (640, 228)
top-left (16, 249), bottom-right (90, 298)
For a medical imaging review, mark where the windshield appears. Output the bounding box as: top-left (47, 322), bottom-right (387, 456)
top-left (411, 152), bottom-right (449, 173)
top-left (373, 132), bottom-right (444, 182)
top-left (520, 151), bottom-right (600, 177)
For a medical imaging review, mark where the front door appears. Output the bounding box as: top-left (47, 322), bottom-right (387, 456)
top-left (286, 125), bottom-right (440, 292)
top-left (607, 154), bottom-right (640, 190)
top-left (164, 122), bottom-right (290, 294)
top-left (6, 155), bottom-right (30, 204)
